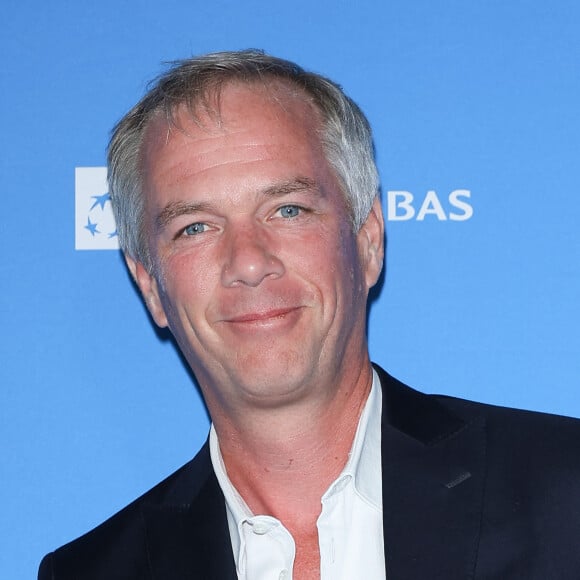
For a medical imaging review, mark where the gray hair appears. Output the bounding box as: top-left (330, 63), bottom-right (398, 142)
top-left (108, 49), bottom-right (379, 270)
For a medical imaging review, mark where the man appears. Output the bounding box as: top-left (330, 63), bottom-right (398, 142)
top-left (40, 50), bottom-right (580, 579)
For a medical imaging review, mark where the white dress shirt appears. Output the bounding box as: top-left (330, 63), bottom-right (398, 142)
top-left (209, 369), bottom-right (385, 580)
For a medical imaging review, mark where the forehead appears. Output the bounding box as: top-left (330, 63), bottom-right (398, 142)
top-left (139, 81), bottom-right (332, 200)
top-left (142, 80), bottom-right (322, 157)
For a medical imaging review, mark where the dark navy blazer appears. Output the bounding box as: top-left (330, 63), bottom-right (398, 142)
top-left (39, 367), bottom-right (580, 579)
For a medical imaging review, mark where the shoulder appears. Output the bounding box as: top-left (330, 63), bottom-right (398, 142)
top-left (377, 366), bottom-right (580, 561)
top-left (436, 391), bottom-right (580, 455)
top-left (376, 364), bottom-right (580, 485)
top-left (382, 367), bottom-right (580, 515)
top-left (39, 443), bottom-right (214, 580)
top-left (375, 363), bottom-right (580, 448)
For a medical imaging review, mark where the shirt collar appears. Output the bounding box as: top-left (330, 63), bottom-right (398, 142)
top-left (322, 368), bottom-right (382, 507)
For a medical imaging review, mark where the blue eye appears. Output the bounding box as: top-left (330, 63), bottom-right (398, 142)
top-left (279, 205), bottom-right (301, 218)
top-left (183, 223), bottom-right (206, 236)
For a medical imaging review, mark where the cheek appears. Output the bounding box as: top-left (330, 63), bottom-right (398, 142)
top-left (298, 228), bottom-right (360, 297)
top-left (156, 252), bottom-right (217, 315)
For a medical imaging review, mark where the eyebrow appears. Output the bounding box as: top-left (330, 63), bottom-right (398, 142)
top-left (156, 200), bottom-right (211, 231)
top-left (155, 176), bottom-right (319, 231)
top-left (261, 176), bottom-right (318, 198)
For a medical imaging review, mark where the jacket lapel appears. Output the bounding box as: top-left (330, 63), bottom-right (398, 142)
top-left (141, 445), bottom-right (237, 580)
top-left (377, 366), bottom-right (486, 579)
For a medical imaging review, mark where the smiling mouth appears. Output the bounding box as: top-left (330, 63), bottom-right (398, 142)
top-left (225, 307), bottom-right (300, 324)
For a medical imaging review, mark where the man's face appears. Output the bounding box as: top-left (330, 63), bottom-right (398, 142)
top-left (129, 82), bottom-right (383, 417)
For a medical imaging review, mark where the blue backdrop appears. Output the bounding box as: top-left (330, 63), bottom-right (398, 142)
top-left (2, 1), bottom-right (579, 578)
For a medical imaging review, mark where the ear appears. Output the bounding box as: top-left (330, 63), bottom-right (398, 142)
top-left (125, 255), bottom-right (169, 328)
top-left (357, 196), bottom-right (385, 289)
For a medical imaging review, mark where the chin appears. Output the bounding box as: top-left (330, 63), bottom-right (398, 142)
top-left (229, 360), bottom-right (316, 405)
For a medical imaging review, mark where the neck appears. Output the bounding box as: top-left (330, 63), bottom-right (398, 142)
top-left (212, 362), bottom-right (374, 530)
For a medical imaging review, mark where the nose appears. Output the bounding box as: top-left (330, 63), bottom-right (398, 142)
top-left (220, 224), bottom-right (285, 287)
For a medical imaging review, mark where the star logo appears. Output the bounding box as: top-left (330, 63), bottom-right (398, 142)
top-left (84, 217), bottom-right (100, 236)
top-left (90, 193), bottom-right (111, 211)
top-left (75, 167), bottom-right (120, 250)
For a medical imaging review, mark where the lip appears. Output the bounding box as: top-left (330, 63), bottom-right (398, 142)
top-left (224, 307), bottom-right (300, 324)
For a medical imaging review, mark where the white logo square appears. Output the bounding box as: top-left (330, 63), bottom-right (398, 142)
top-left (75, 167), bottom-right (119, 250)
